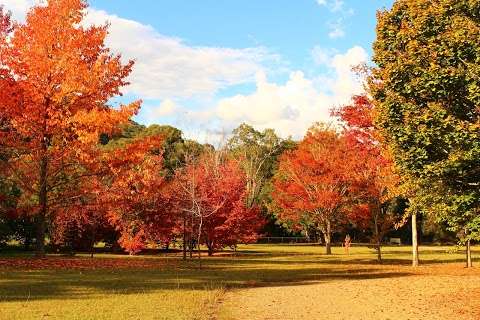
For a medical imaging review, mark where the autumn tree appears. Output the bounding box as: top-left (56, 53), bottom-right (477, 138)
top-left (106, 122), bottom-right (196, 177)
top-left (99, 135), bottom-right (176, 255)
top-left (0, 0), bottom-right (139, 256)
top-left (272, 124), bottom-right (351, 255)
top-left (370, 0), bottom-right (480, 267)
top-left (334, 95), bottom-right (399, 262)
top-left (176, 149), bottom-right (264, 258)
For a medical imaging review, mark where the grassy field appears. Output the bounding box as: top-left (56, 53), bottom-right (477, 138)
top-left (0, 244), bottom-right (478, 320)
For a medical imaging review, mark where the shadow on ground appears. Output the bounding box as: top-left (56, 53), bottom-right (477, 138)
top-left (0, 245), bottom-right (476, 303)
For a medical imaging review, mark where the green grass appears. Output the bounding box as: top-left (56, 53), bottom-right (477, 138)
top-left (0, 244), bottom-right (476, 320)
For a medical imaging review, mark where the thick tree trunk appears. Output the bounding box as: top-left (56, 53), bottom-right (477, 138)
top-left (412, 213), bottom-right (419, 267)
top-left (35, 156), bottom-right (48, 257)
top-left (325, 237), bottom-right (332, 255)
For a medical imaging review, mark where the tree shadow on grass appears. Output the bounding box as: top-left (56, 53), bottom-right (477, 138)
top-left (0, 259), bottom-right (414, 303)
top-left (0, 245), bottom-right (475, 303)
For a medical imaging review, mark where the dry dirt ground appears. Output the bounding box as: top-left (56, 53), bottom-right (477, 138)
top-left (219, 264), bottom-right (480, 320)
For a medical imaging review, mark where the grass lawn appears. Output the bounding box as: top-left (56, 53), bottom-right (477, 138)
top-left (0, 244), bottom-right (479, 320)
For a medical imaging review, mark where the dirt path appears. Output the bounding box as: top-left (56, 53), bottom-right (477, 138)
top-left (219, 265), bottom-right (480, 320)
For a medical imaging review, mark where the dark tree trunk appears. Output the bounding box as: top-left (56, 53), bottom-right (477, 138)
top-left (466, 230), bottom-right (473, 268)
top-left (90, 224), bottom-right (96, 258)
top-left (35, 155), bottom-right (48, 257)
top-left (374, 212), bottom-right (382, 263)
top-left (182, 215), bottom-right (187, 260)
top-left (376, 241), bottom-right (382, 263)
top-left (207, 244), bottom-right (214, 256)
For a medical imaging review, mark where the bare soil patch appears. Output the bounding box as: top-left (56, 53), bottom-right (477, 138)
top-left (220, 263), bottom-right (480, 320)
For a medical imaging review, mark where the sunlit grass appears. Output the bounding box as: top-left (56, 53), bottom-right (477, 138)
top-left (0, 244), bottom-right (476, 320)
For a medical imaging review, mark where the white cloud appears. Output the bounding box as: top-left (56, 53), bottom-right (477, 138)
top-left (84, 9), bottom-right (276, 100)
top-left (216, 71), bottom-right (330, 138)
top-left (329, 46), bottom-right (368, 97)
top-left (3, 2), bottom-right (275, 100)
top-left (330, 0), bottom-right (345, 13)
top-left (328, 20), bottom-right (346, 39)
top-left (315, 0), bottom-right (353, 40)
top-left (1, 0), bottom-right (39, 20)
top-left (316, 0), bottom-right (345, 13)
top-left (4, 1), bottom-right (369, 139)
top-left (147, 99), bottom-right (178, 118)
top-left (311, 46), bottom-right (337, 65)
top-left (215, 46), bottom-right (368, 138)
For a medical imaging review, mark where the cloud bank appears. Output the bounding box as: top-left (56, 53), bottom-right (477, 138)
top-left (3, 1), bottom-right (368, 140)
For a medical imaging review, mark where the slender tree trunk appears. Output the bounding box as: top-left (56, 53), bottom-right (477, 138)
top-left (189, 213), bottom-right (194, 258)
top-left (374, 212), bottom-right (382, 263)
top-left (466, 239), bottom-right (473, 268)
top-left (182, 215), bottom-right (187, 260)
top-left (35, 155), bottom-right (48, 257)
top-left (90, 225), bottom-right (97, 258)
top-left (377, 241), bottom-right (382, 263)
top-left (324, 220), bottom-right (332, 255)
top-left (24, 235), bottom-right (31, 251)
top-left (466, 228), bottom-right (473, 268)
top-left (412, 213), bottom-right (419, 267)
top-left (197, 216), bottom-right (203, 269)
top-left (90, 224), bottom-right (96, 258)
top-left (207, 242), bottom-right (214, 256)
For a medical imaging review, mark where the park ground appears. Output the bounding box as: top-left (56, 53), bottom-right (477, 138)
top-left (0, 245), bottom-right (479, 320)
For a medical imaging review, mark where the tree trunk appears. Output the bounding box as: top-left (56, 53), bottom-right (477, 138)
top-left (412, 213), bottom-right (419, 267)
top-left (374, 212), bottom-right (382, 263)
top-left (207, 242), bottom-right (214, 256)
top-left (182, 215), bottom-right (187, 260)
top-left (324, 236), bottom-right (332, 255)
top-left (377, 241), bottom-right (382, 263)
top-left (90, 224), bottom-right (96, 258)
top-left (24, 235), bottom-right (32, 251)
top-left (197, 216), bottom-right (203, 269)
top-left (324, 221), bottom-right (332, 255)
top-left (466, 238), bottom-right (473, 268)
top-left (35, 156), bottom-right (48, 257)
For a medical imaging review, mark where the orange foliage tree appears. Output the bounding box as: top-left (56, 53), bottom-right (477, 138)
top-left (0, 0), bottom-right (139, 255)
top-left (272, 124), bottom-right (352, 254)
top-left (334, 95), bottom-right (399, 262)
top-left (100, 135), bottom-right (178, 255)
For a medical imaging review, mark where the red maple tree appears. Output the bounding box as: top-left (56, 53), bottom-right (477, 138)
top-left (176, 151), bottom-right (264, 257)
top-left (334, 95), bottom-right (399, 261)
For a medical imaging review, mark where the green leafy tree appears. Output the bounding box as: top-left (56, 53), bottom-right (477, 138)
top-left (370, 0), bottom-right (480, 267)
top-left (106, 122), bottom-right (204, 176)
top-left (227, 124), bottom-right (296, 237)
top-left (227, 124), bottom-right (284, 207)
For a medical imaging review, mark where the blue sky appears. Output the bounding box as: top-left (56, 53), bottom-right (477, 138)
top-left (7, 0), bottom-right (394, 141)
